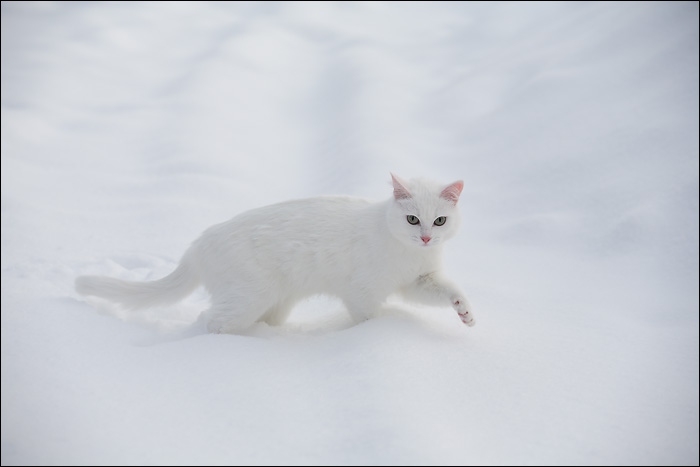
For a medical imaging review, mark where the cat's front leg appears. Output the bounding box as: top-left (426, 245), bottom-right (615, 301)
top-left (452, 295), bottom-right (475, 327)
top-left (402, 272), bottom-right (475, 327)
top-left (342, 294), bottom-right (379, 325)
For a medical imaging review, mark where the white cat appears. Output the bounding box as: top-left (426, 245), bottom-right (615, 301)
top-left (75, 174), bottom-right (475, 333)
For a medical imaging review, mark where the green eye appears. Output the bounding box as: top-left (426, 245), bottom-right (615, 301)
top-left (434, 216), bottom-right (447, 226)
top-left (406, 215), bottom-right (420, 225)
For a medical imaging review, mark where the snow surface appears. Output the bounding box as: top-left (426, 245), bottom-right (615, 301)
top-left (1, 2), bottom-right (698, 465)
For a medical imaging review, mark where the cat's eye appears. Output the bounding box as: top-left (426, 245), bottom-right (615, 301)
top-left (406, 215), bottom-right (420, 225)
top-left (434, 216), bottom-right (447, 226)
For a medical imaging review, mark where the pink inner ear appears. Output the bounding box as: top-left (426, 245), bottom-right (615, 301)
top-left (391, 173), bottom-right (412, 200)
top-left (440, 181), bottom-right (464, 204)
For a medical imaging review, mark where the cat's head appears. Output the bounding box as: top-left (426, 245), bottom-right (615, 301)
top-left (386, 173), bottom-right (463, 248)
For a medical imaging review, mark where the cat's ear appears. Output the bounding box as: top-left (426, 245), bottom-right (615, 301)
top-left (391, 173), bottom-right (412, 200)
top-left (440, 180), bottom-right (464, 205)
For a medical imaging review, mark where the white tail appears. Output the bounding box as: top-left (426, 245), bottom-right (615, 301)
top-left (75, 258), bottom-right (200, 309)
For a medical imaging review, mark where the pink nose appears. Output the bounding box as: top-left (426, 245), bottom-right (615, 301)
top-left (421, 236), bottom-right (431, 244)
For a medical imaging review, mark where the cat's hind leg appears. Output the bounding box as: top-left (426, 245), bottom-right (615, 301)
top-left (259, 301), bottom-right (295, 326)
top-left (202, 292), bottom-right (275, 334)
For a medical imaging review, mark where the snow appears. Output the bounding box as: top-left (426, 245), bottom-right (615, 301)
top-left (1, 2), bottom-right (698, 465)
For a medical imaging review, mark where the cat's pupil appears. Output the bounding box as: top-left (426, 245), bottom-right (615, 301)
top-left (434, 216), bottom-right (447, 226)
top-left (407, 215), bottom-right (420, 225)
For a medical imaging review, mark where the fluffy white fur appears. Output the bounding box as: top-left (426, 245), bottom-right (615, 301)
top-left (75, 174), bottom-right (475, 333)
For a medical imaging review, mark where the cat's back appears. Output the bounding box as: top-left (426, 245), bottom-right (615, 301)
top-left (247, 194), bottom-right (374, 227)
top-left (200, 195), bottom-right (379, 245)
top-left (192, 195), bottom-right (382, 280)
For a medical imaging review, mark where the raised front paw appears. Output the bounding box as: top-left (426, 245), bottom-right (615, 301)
top-left (453, 298), bottom-right (475, 327)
